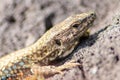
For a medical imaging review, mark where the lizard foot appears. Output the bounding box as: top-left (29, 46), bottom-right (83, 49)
top-left (30, 60), bottom-right (80, 80)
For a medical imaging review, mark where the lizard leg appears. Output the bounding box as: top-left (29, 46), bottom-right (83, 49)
top-left (56, 60), bottom-right (80, 71)
top-left (31, 60), bottom-right (80, 79)
top-left (23, 71), bottom-right (45, 80)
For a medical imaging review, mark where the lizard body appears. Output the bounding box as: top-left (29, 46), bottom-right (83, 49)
top-left (0, 11), bottom-right (96, 80)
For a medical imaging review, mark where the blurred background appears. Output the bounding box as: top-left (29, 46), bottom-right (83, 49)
top-left (0, 0), bottom-right (120, 56)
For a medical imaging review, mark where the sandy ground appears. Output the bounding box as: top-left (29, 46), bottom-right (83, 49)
top-left (0, 0), bottom-right (120, 80)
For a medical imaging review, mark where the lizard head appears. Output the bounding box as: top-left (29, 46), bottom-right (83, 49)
top-left (53, 11), bottom-right (96, 59)
top-left (35, 12), bottom-right (96, 63)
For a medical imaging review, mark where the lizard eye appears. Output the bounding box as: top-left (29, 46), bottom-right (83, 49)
top-left (72, 23), bottom-right (80, 28)
top-left (55, 39), bottom-right (61, 46)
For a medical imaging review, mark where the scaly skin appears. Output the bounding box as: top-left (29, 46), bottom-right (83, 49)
top-left (0, 11), bottom-right (96, 80)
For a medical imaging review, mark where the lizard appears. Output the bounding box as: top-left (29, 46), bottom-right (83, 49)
top-left (0, 11), bottom-right (96, 80)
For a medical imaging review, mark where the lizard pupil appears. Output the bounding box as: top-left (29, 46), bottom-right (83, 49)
top-left (55, 39), bottom-right (61, 46)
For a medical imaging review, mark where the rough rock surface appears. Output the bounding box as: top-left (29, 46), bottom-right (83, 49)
top-left (0, 0), bottom-right (120, 80)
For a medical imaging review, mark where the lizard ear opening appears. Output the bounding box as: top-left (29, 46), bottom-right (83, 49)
top-left (72, 23), bottom-right (79, 28)
top-left (55, 39), bottom-right (61, 46)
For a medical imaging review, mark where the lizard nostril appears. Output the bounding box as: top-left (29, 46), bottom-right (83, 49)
top-left (55, 39), bottom-right (61, 46)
